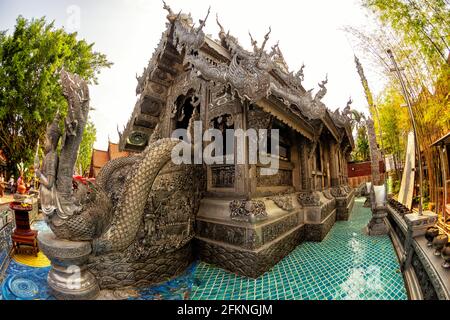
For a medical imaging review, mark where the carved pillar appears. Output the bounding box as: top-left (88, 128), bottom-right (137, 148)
top-left (235, 101), bottom-right (249, 196)
top-left (291, 141), bottom-right (301, 192)
top-left (329, 142), bottom-right (339, 187)
top-left (323, 142), bottom-right (331, 189)
top-left (317, 142), bottom-right (324, 191)
top-left (247, 103), bottom-right (258, 198)
top-left (162, 85), bottom-right (175, 138)
top-left (200, 81), bottom-right (208, 130)
top-left (344, 151), bottom-right (351, 185)
top-left (300, 138), bottom-right (312, 191)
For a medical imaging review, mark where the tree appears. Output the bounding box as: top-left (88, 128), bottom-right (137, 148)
top-left (354, 56), bottom-right (383, 185)
top-left (75, 120), bottom-right (96, 176)
top-left (363, 0), bottom-right (449, 67)
top-left (353, 126), bottom-right (371, 162)
top-left (0, 16), bottom-right (112, 176)
top-left (348, 0), bottom-right (449, 204)
top-left (375, 85), bottom-right (410, 180)
top-left (349, 109), bottom-right (370, 162)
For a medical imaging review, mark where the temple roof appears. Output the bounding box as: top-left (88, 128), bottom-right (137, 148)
top-left (91, 149), bottom-right (109, 170)
top-left (119, 4), bottom-right (354, 151)
top-left (90, 142), bottom-right (130, 177)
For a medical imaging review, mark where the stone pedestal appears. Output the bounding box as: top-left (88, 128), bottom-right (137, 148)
top-left (301, 191), bottom-right (337, 241)
top-left (331, 186), bottom-right (355, 221)
top-left (404, 211), bottom-right (438, 238)
top-left (196, 194), bottom-right (305, 278)
top-left (366, 184), bottom-right (389, 236)
top-left (367, 208), bottom-right (389, 236)
top-left (38, 232), bottom-right (99, 300)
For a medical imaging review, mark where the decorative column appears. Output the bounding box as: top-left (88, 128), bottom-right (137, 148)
top-left (291, 142), bottom-right (301, 191)
top-left (365, 118), bottom-right (389, 235)
top-left (300, 139), bottom-right (312, 191)
top-left (234, 101), bottom-right (249, 197)
top-left (329, 142), bottom-right (339, 187)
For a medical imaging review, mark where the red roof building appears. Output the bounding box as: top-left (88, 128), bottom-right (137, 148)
top-left (89, 142), bottom-right (130, 178)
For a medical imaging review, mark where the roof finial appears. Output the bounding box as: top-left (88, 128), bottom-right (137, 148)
top-left (342, 97), bottom-right (353, 119)
top-left (270, 41), bottom-right (280, 57)
top-left (162, 0), bottom-right (173, 15)
top-left (196, 6), bottom-right (211, 33)
top-left (259, 26), bottom-right (271, 54)
top-left (162, 0), bottom-right (178, 22)
top-left (249, 31), bottom-right (258, 53)
top-left (346, 96), bottom-right (353, 108)
top-left (314, 74), bottom-right (328, 102)
top-left (295, 63), bottom-right (305, 82)
top-left (216, 14), bottom-right (226, 38)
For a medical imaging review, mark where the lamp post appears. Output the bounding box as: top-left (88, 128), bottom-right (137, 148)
top-left (387, 49), bottom-right (423, 216)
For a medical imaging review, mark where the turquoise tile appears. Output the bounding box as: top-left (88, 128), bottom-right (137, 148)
top-left (190, 198), bottom-right (408, 300)
top-left (1, 198), bottom-right (408, 301)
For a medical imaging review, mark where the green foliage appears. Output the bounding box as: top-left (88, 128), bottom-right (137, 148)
top-left (362, 0), bottom-right (450, 68)
top-left (353, 126), bottom-right (370, 162)
top-left (75, 120), bottom-right (96, 176)
top-left (349, 109), bottom-right (370, 162)
top-left (0, 16), bottom-right (112, 176)
top-left (348, 0), bottom-right (449, 99)
top-left (374, 85), bottom-right (410, 177)
top-left (348, 0), bottom-right (449, 202)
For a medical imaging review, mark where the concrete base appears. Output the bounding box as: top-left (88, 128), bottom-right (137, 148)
top-left (38, 231), bottom-right (100, 300)
top-left (196, 194), bottom-right (307, 277)
top-left (195, 190), bottom-right (347, 277)
top-left (336, 191), bottom-right (356, 221)
top-left (305, 210), bottom-right (336, 242)
top-left (196, 224), bottom-right (305, 278)
top-left (404, 211), bottom-right (439, 238)
top-left (387, 206), bottom-right (450, 300)
top-left (302, 190), bottom-right (337, 241)
top-left (367, 210), bottom-right (389, 236)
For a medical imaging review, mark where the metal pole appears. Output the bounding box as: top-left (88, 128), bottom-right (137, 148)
top-left (387, 49), bottom-right (423, 215)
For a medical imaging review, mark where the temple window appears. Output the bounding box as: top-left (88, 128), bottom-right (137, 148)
top-left (265, 122), bottom-right (291, 162)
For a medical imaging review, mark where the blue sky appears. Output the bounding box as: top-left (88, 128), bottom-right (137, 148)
top-left (0, 0), bottom-right (384, 150)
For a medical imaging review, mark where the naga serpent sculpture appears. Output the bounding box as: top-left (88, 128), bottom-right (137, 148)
top-left (36, 71), bottom-right (204, 290)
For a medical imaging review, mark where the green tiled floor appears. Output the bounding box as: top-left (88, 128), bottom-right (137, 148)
top-left (191, 198), bottom-right (408, 300)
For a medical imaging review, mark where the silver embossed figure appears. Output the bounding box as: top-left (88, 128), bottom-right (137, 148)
top-left (35, 114), bottom-right (61, 217)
